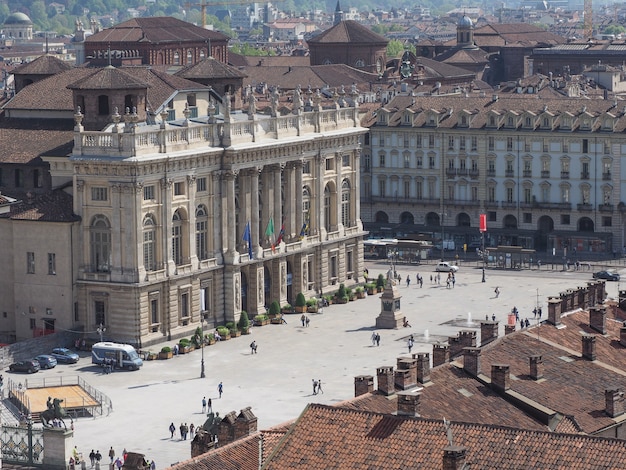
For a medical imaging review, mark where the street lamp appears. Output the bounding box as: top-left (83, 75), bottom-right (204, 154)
top-left (200, 316), bottom-right (206, 378)
top-left (97, 323), bottom-right (106, 342)
top-left (479, 213), bottom-right (487, 283)
top-left (440, 212), bottom-right (447, 262)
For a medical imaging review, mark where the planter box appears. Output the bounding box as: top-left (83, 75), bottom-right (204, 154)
top-left (307, 306), bottom-right (318, 313)
top-left (254, 319), bottom-right (270, 326)
top-left (146, 352), bottom-right (158, 361)
top-left (295, 305), bottom-right (307, 313)
top-left (356, 292), bottom-right (367, 299)
top-left (207, 339), bottom-right (216, 345)
top-left (179, 345), bottom-right (192, 354)
top-left (270, 317), bottom-right (283, 324)
top-left (159, 351), bottom-right (173, 360)
top-left (367, 288), bottom-right (375, 295)
top-left (230, 330), bottom-right (241, 338)
top-left (241, 328), bottom-right (251, 335)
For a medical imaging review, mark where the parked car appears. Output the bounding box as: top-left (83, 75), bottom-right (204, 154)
top-left (9, 360), bottom-right (40, 373)
top-left (33, 354), bottom-right (57, 369)
top-left (592, 270), bottom-right (620, 281)
top-left (51, 347), bottom-right (79, 364)
top-left (435, 262), bottom-right (459, 273)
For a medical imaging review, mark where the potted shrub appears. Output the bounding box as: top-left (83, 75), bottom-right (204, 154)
top-left (178, 338), bottom-right (192, 354)
top-left (295, 292), bottom-right (307, 313)
top-left (306, 298), bottom-right (318, 313)
top-left (281, 303), bottom-right (293, 314)
top-left (238, 311), bottom-right (251, 334)
top-left (366, 283), bottom-right (376, 295)
top-left (216, 326), bottom-right (231, 340)
top-left (253, 314), bottom-right (270, 326)
top-left (159, 346), bottom-right (173, 360)
top-left (355, 286), bottom-right (366, 299)
top-left (335, 284), bottom-right (349, 304)
top-left (346, 287), bottom-right (356, 301)
top-left (191, 326), bottom-right (203, 348)
top-left (268, 301), bottom-right (281, 319)
top-left (376, 274), bottom-right (386, 292)
top-left (207, 333), bottom-right (216, 345)
top-left (323, 294), bottom-right (333, 306)
top-left (145, 351), bottom-right (158, 360)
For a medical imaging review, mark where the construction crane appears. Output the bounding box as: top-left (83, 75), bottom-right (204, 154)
top-left (584, 0), bottom-right (593, 39)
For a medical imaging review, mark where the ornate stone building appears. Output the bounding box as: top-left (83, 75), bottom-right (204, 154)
top-left (68, 88), bottom-right (366, 346)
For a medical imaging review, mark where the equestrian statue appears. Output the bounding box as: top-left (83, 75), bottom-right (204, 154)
top-left (40, 397), bottom-right (72, 429)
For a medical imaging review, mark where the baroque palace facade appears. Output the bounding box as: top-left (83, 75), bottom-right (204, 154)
top-left (66, 87), bottom-right (366, 346)
top-left (362, 89), bottom-right (626, 256)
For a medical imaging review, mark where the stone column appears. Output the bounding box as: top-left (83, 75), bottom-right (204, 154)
top-left (161, 177), bottom-right (174, 274)
top-left (261, 168), bottom-right (271, 248)
top-left (295, 161), bottom-right (304, 239)
top-left (251, 167), bottom-right (261, 256)
top-left (212, 172), bottom-right (223, 262)
top-left (273, 164), bottom-right (283, 237)
top-left (224, 170), bottom-right (237, 259)
top-left (354, 148), bottom-right (361, 228)
top-left (110, 184), bottom-right (123, 274)
top-left (187, 175), bottom-right (198, 265)
top-left (284, 163), bottom-right (295, 240)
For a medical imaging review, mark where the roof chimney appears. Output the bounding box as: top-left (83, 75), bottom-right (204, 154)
top-left (396, 389), bottom-right (421, 417)
top-left (443, 445), bottom-right (467, 470)
top-left (620, 322), bottom-right (626, 347)
top-left (480, 320), bottom-right (498, 346)
top-left (433, 343), bottom-right (450, 367)
top-left (589, 305), bottom-right (606, 334)
top-left (377, 366), bottom-right (395, 396)
top-left (354, 375), bottom-right (374, 397)
top-left (582, 334), bottom-right (597, 361)
top-left (491, 364), bottom-right (510, 392)
top-left (414, 352), bottom-right (431, 384)
top-left (605, 388), bottom-right (625, 418)
top-left (463, 347), bottom-right (481, 376)
top-left (529, 355), bottom-right (543, 380)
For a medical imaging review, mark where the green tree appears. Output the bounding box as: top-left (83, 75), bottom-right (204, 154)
top-left (604, 25), bottom-right (625, 36)
top-left (387, 39), bottom-right (406, 58)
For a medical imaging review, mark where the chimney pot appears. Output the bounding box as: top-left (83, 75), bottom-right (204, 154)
top-left (396, 389), bottom-right (421, 417)
top-left (463, 347), bottom-right (481, 376)
top-left (529, 355), bottom-right (543, 380)
top-left (376, 366), bottom-right (395, 396)
top-left (605, 388), bottom-right (625, 418)
top-left (589, 306), bottom-right (607, 334)
top-left (354, 375), bottom-right (374, 397)
top-left (491, 364), bottom-right (510, 392)
top-left (582, 334), bottom-right (597, 361)
top-left (443, 445), bottom-right (467, 470)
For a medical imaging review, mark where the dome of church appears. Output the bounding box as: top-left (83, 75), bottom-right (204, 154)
top-left (5, 12), bottom-right (33, 25)
top-left (458, 15), bottom-right (473, 28)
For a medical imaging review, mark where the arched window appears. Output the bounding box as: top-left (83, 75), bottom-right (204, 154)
top-left (172, 210), bottom-right (184, 265)
top-left (91, 215), bottom-right (111, 272)
top-left (187, 50), bottom-right (193, 64)
top-left (324, 185), bottom-right (332, 230)
top-left (302, 186), bottom-right (311, 221)
top-left (196, 205), bottom-right (208, 260)
top-left (341, 180), bottom-right (351, 226)
top-left (173, 51), bottom-right (180, 65)
top-left (143, 214), bottom-right (157, 271)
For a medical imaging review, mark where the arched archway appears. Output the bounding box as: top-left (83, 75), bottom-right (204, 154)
top-left (375, 211), bottom-right (389, 223)
top-left (400, 212), bottom-right (414, 224)
top-left (264, 266), bottom-right (272, 308)
top-left (286, 261), bottom-right (293, 305)
top-left (457, 213), bottom-right (471, 227)
top-left (425, 212), bottom-right (440, 226)
top-left (578, 217), bottom-right (594, 232)
top-left (241, 271), bottom-right (248, 313)
top-left (503, 214), bottom-right (517, 229)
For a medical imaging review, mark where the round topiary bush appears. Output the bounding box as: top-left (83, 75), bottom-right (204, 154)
top-left (295, 292), bottom-right (306, 308)
top-left (269, 300), bottom-right (281, 316)
top-left (238, 311), bottom-right (250, 330)
top-left (161, 346), bottom-right (172, 353)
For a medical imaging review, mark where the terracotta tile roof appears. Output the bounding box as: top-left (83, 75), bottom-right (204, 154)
top-left (12, 54), bottom-right (72, 76)
top-left (85, 17), bottom-right (229, 45)
top-left (0, 117), bottom-right (73, 164)
top-left (176, 57), bottom-right (247, 80)
top-left (240, 64), bottom-right (379, 91)
top-left (307, 20), bottom-right (388, 45)
top-left (262, 404), bottom-right (626, 469)
top-left (1, 190), bottom-right (78, 222)
top-left (436, 47), bottom-right (490, 65)
top-left (478, 330), bottom-right (626, 435)
top-left (473, 23), bottom-right (566, 46)
top-left (228, 54), bottom-right (311, 68)
top-left (67, 66), bottom-right (148, 90)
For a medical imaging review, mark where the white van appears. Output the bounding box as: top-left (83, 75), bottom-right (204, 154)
top-left (91, 342), bottom-right (143, 370)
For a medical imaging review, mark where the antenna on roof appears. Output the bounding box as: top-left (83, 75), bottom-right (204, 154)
top-left (443, 417), bottom-right (454, 446)
top-left (107, 43), bottom-right (112, 67)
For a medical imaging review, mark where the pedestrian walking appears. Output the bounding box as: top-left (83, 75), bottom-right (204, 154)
top-left (114, 457), bottom-right (123, 469)
top-left (312, 379), bottom-right (318, 395)
top-left (451, 276), bottom-right (455, 288)
top-left (202, 397), bottom-right (206, 413)
top-left (301, 314), bottom-right (306, 327)
top-left (218, 382), bottom-right (223, 398)
top-left (190, 423), bottom-right (195, 437)
top-left (375, 333), bottom-right (381, 346)
top-left (179, 423), bottom-right (184, 440)
top-left (371, 331), bottom-right (377, 346)
top-left (305, 316), bottom-right (310, 327)
top-left (430, 274), bottom-right (433, 284)
top-left (207, 398), bottom-right (212, 414)
top-left (169, 422), bottom-right (176, 438)
top-left (494, 286), bottom-right (500, 298)
top-left (408, 335), bottom-right (414, 353)
top-left (108, 447), bottom-right (115, 464)
top-left (250, 340), bottom-right (257, 354)
top-left (492, 314), bottom-right (496, 321)
top-left (533, 308), bottom-right (537, 318)
top-left (95, 450), bottom-right (102, 466)
top-left (406, 275), bottom-right (410, 287)
top-left (317, 379), bottom-right (324, 394)
top-left (525, 318), bottom-right (530, 328)
top-left (89, 450), bottom-right (96, 468)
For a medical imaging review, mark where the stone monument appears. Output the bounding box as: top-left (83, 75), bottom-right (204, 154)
top-left (375, 268), bottom-right (404, 329)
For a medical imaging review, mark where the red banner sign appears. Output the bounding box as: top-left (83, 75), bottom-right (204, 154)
top-left (479, 214), bottom-right (487, 233)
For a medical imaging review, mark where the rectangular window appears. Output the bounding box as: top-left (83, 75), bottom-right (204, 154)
top-left (488, 211), bottom-right (497, 222)
top-left (416, 135), bottom-right (422, 148)
top-left (404, 155), bottom-right (410, 168)
top-left (471, 186), bottom-right (478, 201)
top-left (428, 134), bottom-right (435, 149)
top-left (379, 155), bottom-right (385, 168)
top-left (30, 319), bottom-right (36, 330)
top-left (379, 136), bottom-right (384, 146)
top-left (180, 293), bottom-right (189, 319)
top-left (326, 158), bottom-right (334, 171)
top-left (582, 139), bottom-right (588, 154)
top-left (174, 182), bottom-right (185, 196)
top-left (507, 137), bottom-right (514, 151)
top-left (561, 214), bottom-right (570, 225)
top-left (403, 136), bottom-right (409, 148)
top-left (196, 177), bottom-right (207, 192)
top-left (27, 252), bottom-right (35, 274)
top-left (91, 187), bottom-right (108, 201)
top-left (448, 185), bottom-right (455, 200)
top-left (523, 213), bottom-right (532, 223)
top-left (448, 136), bottom-right (454, 150)
top-left (429, 156), bottom-right (435, 169)
top-left (488, 137), bottom-right (494, 151)
top-left (506, 187), bottom-right (513, 203)
top-left (74, 302), bottom-right (79, 322)
top-left (459, 137), bottom-right (466, 151)
top-left (416, 181), bottom-right (422, 199)
top-left (151, 299), bottom-right (159, 324)
top-left (143, 185), bottom-right (155, 200)
top-left (95, 300), bottom-right (105, 326)
top-left (14, 169), bottom-right (23, 188)
top-left (471, 136), bottom-right (477, 151)
top-left (379, 180), bottom-right (386, 197)
top-left (524, 188), bottom-right (531, 204)
top-left (416, 155), bottom-right (422, 168)
top-left (303, 161), bottom-right (311, 174)
top-left (488, 187), bottom-right (495, 202)
top-left (48, 253), bottom-right (56, 275)
top-left (403, 181), bottom-right (410, 198)
top-left (602, 216), bottom-right (612, 227)
top-left (363, 156), bottom-right (370, 172)
top-left (342, 154), bottom-right (350, 167)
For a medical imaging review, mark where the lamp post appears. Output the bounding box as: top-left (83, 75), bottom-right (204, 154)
top-left (440, 212), bottom-right (447, 262)
top-left (97, 323), bottom-right (106, 342)
top-left (480, 213), bottom-right (487, 283)
top-left (200, 317), bottom-right (206, 378)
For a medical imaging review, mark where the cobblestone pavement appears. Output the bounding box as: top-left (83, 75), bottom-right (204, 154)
top-left (5, 263), bottom-right (621, 467)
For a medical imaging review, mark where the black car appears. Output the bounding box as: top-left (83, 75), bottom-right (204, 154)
top-left (592, 270), bottom-right (620, 281)
top-left (9, 360), bottom-right (40, 373)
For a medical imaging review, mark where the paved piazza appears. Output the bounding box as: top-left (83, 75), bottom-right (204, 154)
top-left (12, 261), bottom-right (623, 467)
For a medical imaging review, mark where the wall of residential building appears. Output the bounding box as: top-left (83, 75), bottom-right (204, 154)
top-left (361, 94), bottom-right (625, 254)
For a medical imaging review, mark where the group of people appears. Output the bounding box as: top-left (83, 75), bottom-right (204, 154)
top-left (300, 314), bottom-right (311, 327)
top-left (168, 422), bottom-right (196, 440)
top-left (405, 274), bottom-right (424, 288)
top-left (371, 332), bottom-right (381, 346)
top-left (445, 272), bottom-right (456, 289)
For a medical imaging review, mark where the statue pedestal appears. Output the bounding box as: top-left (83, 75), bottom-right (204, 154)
top-left (43, 428), bottom-right (73, 470)
top-left (375, 283), bottom-right (404, 329)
